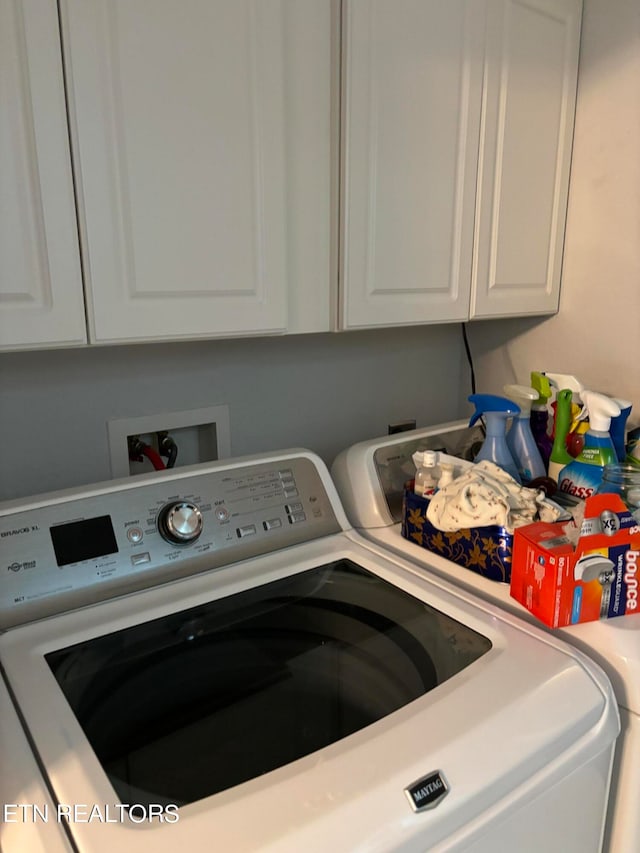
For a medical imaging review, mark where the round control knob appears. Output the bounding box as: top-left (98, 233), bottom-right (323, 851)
top-left (157, 501), bottom-right (203, 545)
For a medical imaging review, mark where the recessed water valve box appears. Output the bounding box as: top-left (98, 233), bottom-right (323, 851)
top-left (107, 406), bottom-right (231, 478)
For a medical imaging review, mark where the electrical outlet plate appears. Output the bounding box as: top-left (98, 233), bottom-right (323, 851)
top-left (388, 420), bottom-right (417, 435)
top-left (107, 406), bottom-right (231, 478)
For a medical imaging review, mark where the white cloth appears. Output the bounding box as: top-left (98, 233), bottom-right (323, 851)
top-left (425, 460), bottom-right (563, 534)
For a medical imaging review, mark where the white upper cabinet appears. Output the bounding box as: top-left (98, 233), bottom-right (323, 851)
top-left (471, 0), bottom-right (582, 318)
top-left (60, 0), bottom-right (332, 344)
top-left (1, 0), bottom-right (86, 350)
top-left (340, 0), bottom-right (486, 329)
top-left (340, 0), bottom-right (582, 329)
top-left (2, 0), bottom-right (582, 349)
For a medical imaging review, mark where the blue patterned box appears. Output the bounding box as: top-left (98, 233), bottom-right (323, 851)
top-left (401, 483), bottom-right (513, 584)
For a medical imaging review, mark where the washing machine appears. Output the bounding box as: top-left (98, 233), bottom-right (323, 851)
top-left (331, 422), bottom-right (640, 852)
top-left (0, 449), bottom-right (618, 852)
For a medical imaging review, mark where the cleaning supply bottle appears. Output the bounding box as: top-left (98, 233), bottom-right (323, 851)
top-left (437, 461), bottom-right (456, 491)
top-left (545, 373), bottom-right (584, 456)
top-left (530, 372), bottom-right (553, 469)
top-left (567, 417), bottom-right (589, 458)
top-left (610, 398), bottom-right (632, 463)
top-left (557, 391), bottom-right (621, 500)
top-left (626, 426), bottom-right (640, 468)
top-left (412, 450), bottom-right (441, 497)
top-left (468, 394), bottom-right (521, 483)
top-left (503, 384), bottom-right (546, 483)
top-left (548, 389), bottom-right (574, 482)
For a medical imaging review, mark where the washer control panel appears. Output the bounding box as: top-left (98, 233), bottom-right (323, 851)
top-left (0, 454), bottom-right (341, 628)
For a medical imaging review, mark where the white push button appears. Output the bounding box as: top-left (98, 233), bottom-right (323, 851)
top-left (131, 552), bottom-right (151, 566)
top-left (263, 518), bottom-right (283, 531)
top-left (237, 524), bottom-right (257, 538)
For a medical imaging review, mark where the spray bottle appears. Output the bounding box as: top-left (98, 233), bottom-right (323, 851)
top-left (557, 391), bottom-right (621, 500)
top-left (626, 426), bottom-right (640, 468)
top-left (468, 394), bottom-right (521, 483)
top-left (548, 389), bottom-right (574, 482)
top-left (530, 372), bottom-right (553, 470)
top-left (610, 398), bottom-right (633, 463)
top-left (545, 373), bottom-right (585, 457)
top-left (568, 408), bottom-right (590, 457)
top-left (503, 384), bottom-right (546, 483)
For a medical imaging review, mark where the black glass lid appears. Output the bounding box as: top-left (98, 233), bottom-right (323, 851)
top-left (46, 559), bottom-right (491, 808)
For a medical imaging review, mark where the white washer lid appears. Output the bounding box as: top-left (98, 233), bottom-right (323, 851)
top-left (362, 524), bottom-right (640, 716)
top-left (559, 616), bottom-right (640, 714)
top-left (332, 425), bottom-right (640, 717)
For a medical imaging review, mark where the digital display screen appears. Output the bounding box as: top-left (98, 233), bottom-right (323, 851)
top-left (50, 515), bottom-right (119, 567)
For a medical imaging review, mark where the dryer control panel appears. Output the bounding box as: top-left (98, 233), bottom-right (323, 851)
top-left (0, 453), bottom-right (341, 628)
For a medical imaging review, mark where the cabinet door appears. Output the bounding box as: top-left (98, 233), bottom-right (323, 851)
top-left (340, 0), bottom-right (486, 329)
top-left (61, 0), bottom-right (316, 343)
top-left (1, 0), bottom-right (86, 350)
top-left (471, 0), bottom-right (582, 319)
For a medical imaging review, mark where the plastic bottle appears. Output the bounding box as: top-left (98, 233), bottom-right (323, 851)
top-left (545, 373), bottom-right (585, 477)
top-left (545, 373), bottom-right (584, 456)
top-left (503, 384), bottom-right (546, 483)
top-left (437, 462), bottom-right (456, 491)
top-left (567, 418), bottom-right (589, 458)
top-left (557, 391), bottom-right (621, 500)
top-left (412, 450), bottom-right (441, 497)
top-left (626, 426), bottom-right (640, 468)
top-left (530, 372), bottom-right (553, 469)
top-left (548, 389), bottom-right (574, 482)
top-left (610, 398), bottom-right (632, 463)
top-left (545, 373), bottom-right (584, 405)
top-left (467, 394), bottom-right (521, 483)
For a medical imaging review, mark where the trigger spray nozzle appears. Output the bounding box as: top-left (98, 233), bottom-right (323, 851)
top-left (468, 394), bottom-right (521, 428)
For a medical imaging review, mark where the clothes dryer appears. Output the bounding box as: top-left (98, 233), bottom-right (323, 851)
top-left (332, 422), bottom-right (640, 851)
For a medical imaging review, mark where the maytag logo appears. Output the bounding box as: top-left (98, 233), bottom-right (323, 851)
top-left (405, 770), bottom-right (449, 812)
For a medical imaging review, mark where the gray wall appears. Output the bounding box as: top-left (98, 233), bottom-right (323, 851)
top-left (0, 325), bottom-right (468, 500)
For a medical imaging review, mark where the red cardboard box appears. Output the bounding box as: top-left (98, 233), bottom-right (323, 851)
top-left (510, 494), bottom-right (640, 627)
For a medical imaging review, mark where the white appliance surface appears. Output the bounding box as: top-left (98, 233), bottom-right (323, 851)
top-left (0, 449), bottom-right (619, 853)
top-left (331, 423), bottom-right (640, 852)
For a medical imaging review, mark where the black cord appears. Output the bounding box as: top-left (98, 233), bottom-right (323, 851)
top-left (461, 322), bottom-right (477, 395)
top-left (461, 323), bottom-right (486, 440)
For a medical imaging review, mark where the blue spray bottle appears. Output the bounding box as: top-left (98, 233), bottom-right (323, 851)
top-left (503, 384), bottom-right (546, 483)
top-left (468, 394), bottom-right (521, 483)
top-left (611, 398), bottom-right (632, 462)
top-left (557, 391), bottom-right (621, 500)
